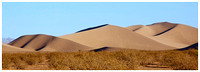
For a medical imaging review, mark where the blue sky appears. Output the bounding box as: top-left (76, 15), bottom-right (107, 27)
top-left (2, 2), bottom-right (198, 39)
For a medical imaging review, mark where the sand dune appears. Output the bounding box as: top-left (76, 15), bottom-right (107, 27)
top-left (126, 22), bottom-right (198, 48)
top-left (2, 43), bottom-right (35, 53)
top-left (8, 35), bottom-right (36, 48)
top-left (7, 34), bottom-right (92, 52)
top-left (22, 34), bottom-right (55, 50)
top-left (59, 25), bottom-right (176, 50)
top-left (126, 25), bottom-right (144, 31)
top-left (126, 22), bottom-right (177, 36)
top-left (8, 34), bottom-right (55, 50)
top-left (40, 37), bottom-right (92, 52)
top-left (153, 24), bottom-right (198, 48)
top-left (3, 22), bottom-right (197, 53)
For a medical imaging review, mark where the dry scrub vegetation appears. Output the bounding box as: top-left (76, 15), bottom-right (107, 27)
top-left (2, 49), bottom-right (198, 70)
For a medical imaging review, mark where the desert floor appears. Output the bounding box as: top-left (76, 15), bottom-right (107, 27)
top-left (2, 49), bottom-right (198, 70)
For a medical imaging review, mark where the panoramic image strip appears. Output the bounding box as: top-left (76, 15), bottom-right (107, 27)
top-left (2, 2), bottom-right (198, 70)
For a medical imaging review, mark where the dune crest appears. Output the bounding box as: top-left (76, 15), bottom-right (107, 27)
top-left (126, 22), bottom-right (198, 48)
top-left (126, 22), bottom-right (177, 36)
top-left (76, 24), bottom-right (109, 33)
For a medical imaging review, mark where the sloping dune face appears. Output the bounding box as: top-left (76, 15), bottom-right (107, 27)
top-left (8, 34), bottom-right (54, 50)
top-left (126, 22), bottom-right (198, 48)
top-left (153, 24), bottom-right (198, 48)
top-left (2, 43), bottom-right (35, 53)
top-left (126, 22), bottom-right (177, 36)
top-left (8, 35), bottom-right (36, 48)
top-left (59, 25), bottom-right (176, 50)
top-left (7, 34), bottom-right (92, 52)
top-left (40, 37), bottom-right (91, 52)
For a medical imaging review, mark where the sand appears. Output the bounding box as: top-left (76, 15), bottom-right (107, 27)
top-left (126, 25), bottom-right (144, 31)
top-left (59, 25), bottom-right (176, 50)
top-left (3, 22), bottom-right (198, 52)
top-left (126, 22), bottom-right (198, 48)
top-left (7, 34), bottom-right (92, 52)
top-left (2, 43), bottom-right (35, 53)
top-left (8, 35), bottom-right (36, 48)
top-left (40, 37), bottom-right (92, 52)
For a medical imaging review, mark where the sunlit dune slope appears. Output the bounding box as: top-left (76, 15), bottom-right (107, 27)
top-left (2, 43), bottom-right (35, 53)
top-left (59, 25), bottom-right (176, 50)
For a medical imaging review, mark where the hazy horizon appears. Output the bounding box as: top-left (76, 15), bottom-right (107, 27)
top-left (3, 2), bottom-right (198, 39)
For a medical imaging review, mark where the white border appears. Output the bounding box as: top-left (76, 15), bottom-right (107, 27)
top-left (198, 1), bottom-right (200, 72)
top-left (0, 0), bottom-right (2, 71)
top-left (1, 0), bottom-right (199, 72)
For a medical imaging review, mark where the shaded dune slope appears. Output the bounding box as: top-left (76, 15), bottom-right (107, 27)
top-left (2, 43), bottom-right (35, 53)
top-left (8, 34), bottom-right (92, 52)
top-left (90, 47), bottom-right (127, 52)
top-left (8, 34), bottom-right (54, 50)
top-left (177, 43), bottom-right (198, 51)
top-left (146, 22), bottom-right (178, 36)
top-left (8, 35), bottom-right (37, 48)
top-left (59, 25), bottom-right (176, 50)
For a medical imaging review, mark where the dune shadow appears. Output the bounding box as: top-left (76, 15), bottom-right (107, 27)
top-left (177, 43), bottom-right (198, 51)
top-left (35, 36), bottom-right (56, 51)
top-left (154, 25), bottom-right (177, 36)
top-left (90, 47), bottom-right (109, 52)
top-left (36, 45), bottom-right (46, 51)
top-left (76, 24), bottom-right (108, 33)
top-left (20, 35), bottom-right (39, 48)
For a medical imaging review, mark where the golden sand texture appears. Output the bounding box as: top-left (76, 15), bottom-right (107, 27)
top-left (2, 43), bottom-right (35, 53)
top-left (59, 25), bottom-right (176, 50)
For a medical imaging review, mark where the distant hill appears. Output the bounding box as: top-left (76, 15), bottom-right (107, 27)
top-left (2, 38), bottom-right (14, 44)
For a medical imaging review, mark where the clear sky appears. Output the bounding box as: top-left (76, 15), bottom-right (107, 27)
top-left (2, 2), bottom-right (198, 39)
